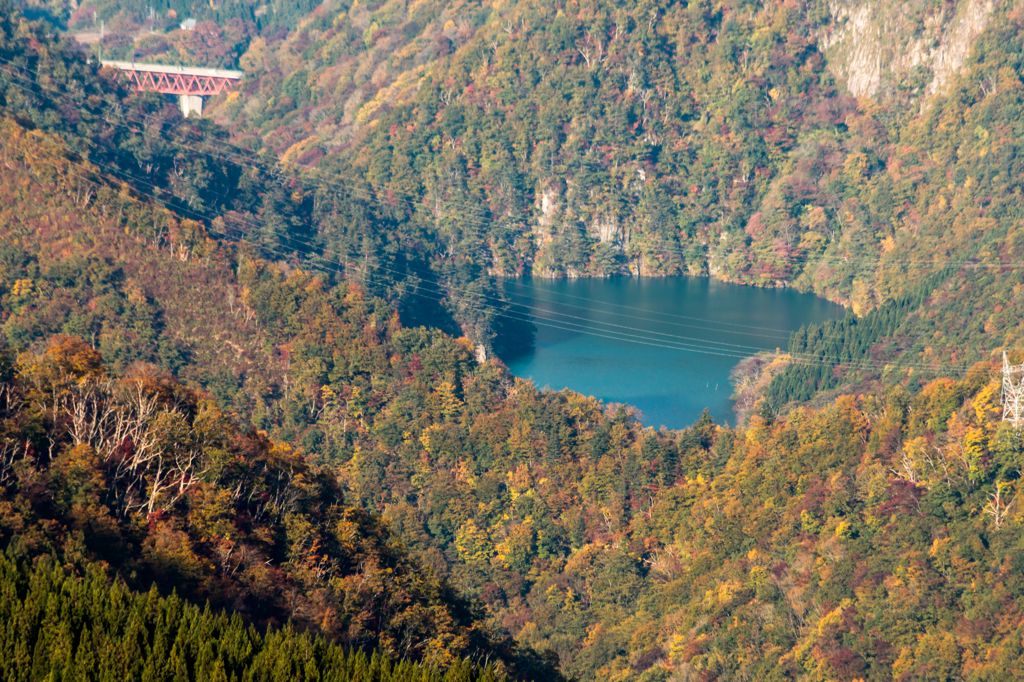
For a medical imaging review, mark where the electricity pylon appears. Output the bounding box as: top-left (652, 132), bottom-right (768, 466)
top-left (1002, 351), bottom-right (1024, 429)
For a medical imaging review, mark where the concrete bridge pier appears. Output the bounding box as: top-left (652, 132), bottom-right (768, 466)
top-left (179, 95), bottom-right (203, 118)
top-left (100, 61), bottom-right (242, 119)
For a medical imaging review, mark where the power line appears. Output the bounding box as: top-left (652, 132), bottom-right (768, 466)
top-left (0, 130), bottom-right (984, 377)
top-left (0, 56), bottom-right (995, 359)
top-left (0, 80), bottom-right (954, 372)
top-left (0, 54), bottom-right (999, 374)
top-left (0, 132), bottom-right (872, 367)
top-left (6, 53), bottom-right (1022, 280)
top-left (0, 68), bottom-right (823, 349)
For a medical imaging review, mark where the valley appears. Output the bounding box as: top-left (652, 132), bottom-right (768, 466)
top-left (2, 0), bottom-right (1024, 679)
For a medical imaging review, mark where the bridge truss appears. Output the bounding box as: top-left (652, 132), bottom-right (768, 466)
top-left (101, 61), bottom-right (243, 117)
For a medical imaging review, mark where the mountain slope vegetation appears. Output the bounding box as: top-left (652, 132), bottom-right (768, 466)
top-left (2, 107), bottom-right (1024, 679)
top-left (0, 114), bottom-right (559, 678)
top-left (47, 0), bottom-right (1024, 381)
top-left (0, 553), bottom-right (507, 682)
top-left (3, 0), bottom-right (1024, 680)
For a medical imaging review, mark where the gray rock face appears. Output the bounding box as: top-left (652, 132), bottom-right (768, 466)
top-left (818, 0), bottom-right (995, 99)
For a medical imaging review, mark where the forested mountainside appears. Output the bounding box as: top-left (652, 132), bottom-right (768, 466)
top-left (255, 0), bottom-right (1021, 310)
top-left (72, 0), bottom-right (1010, 305)
top-left (0, 554), bottom-right (506, 682)
top-left (1, 101), bottom-right (1024, 680)
top-left (0, 98), bottom-right (560, 678)
top-left (4, 0), bottom-right (1024, 680)
top-left (0, 333), bottom-right (542, 680)
top-left (27, 0), bottom-right (1024, 378)
top-left (5, 121), bottom-right (1024, 680)
top-left (0, 0), bottom-right (535, 354)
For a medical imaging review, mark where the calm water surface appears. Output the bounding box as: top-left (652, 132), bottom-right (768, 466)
top-left (500, 277), bottom-right (845, 429)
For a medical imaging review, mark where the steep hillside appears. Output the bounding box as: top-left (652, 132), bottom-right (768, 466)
top-left (764, 15), bottom-right (1024, 408)
top-left (0, 333), bottom-right (534, 673)
top-left (0, 553), bottom-right (507, 682)
top-left (0, 115), bottom-right (561, 678)
top-left (4, 1), bottom-right (1024, 680)
top-left (3, 108), bottom-right (1024, 680)
top-left (13, 0), bottom-right (1024, 366)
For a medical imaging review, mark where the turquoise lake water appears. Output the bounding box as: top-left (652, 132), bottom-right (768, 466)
top-left (500, 277), bottom-right (845, 430)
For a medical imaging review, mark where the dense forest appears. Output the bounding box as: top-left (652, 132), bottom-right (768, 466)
top-left (2, 108), bottom-right (1024, 678)
top-left (0, 554), bottom-right (507, 681)
top-left (20, 0), bottom-right (1022, 374)
top-left (3, 0), bottom-right (1024, 679)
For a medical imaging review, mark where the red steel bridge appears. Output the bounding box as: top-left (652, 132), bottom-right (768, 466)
top-left (101, 61), bottom-right (243, 118)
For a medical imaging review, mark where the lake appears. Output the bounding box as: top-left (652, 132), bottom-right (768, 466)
top-left (499, 277), bottom-right (845, 429)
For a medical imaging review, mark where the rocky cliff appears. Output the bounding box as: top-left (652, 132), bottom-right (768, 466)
top-left (819, 0), bottom-right (996, 100)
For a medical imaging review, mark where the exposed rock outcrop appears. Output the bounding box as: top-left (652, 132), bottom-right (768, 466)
top-left (819, 0), bottom-right (995, 99)
top-left (590, 216), bottom-right (623, 247)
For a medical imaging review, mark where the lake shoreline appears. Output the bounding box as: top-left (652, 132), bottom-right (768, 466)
top-left (498, 276), bottom-right (845, 430)
top-left (491, 269), bottom-right (855, 315)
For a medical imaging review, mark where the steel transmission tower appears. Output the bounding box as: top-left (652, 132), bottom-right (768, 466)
top-left (1002, 351), bottom-right (1024, 428)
